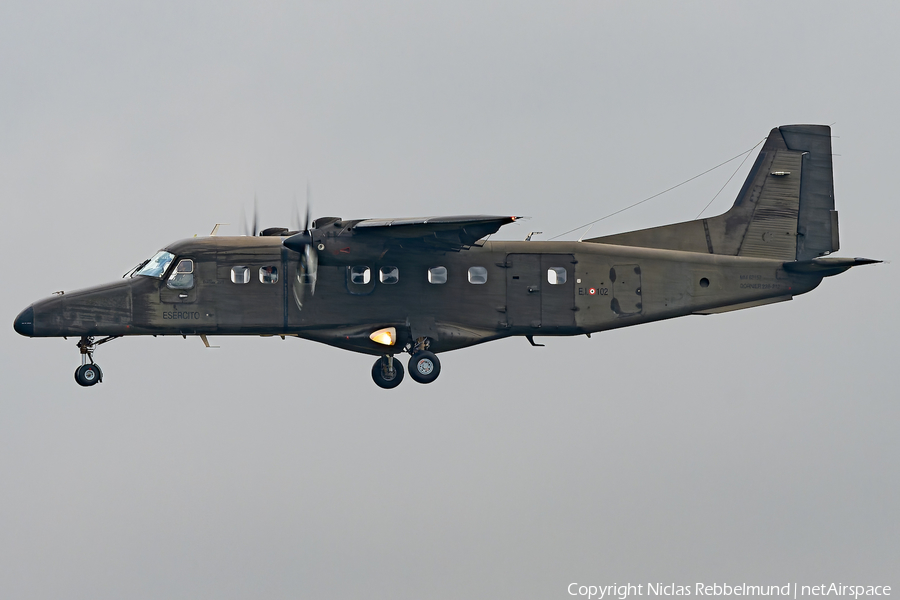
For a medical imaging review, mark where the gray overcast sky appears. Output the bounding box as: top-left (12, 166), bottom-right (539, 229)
top-left (1, 2), bottom-right (898, 598)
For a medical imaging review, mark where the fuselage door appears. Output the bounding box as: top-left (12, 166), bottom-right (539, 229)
top-left (506, 254), bottom-right (541, 328)
top-left (160, 258), bottom-right (198, 304)
top-left (541, 254), bottom-right (576, 328)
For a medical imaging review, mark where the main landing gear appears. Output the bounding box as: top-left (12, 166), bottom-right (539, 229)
top-left (408, 350), bottom-right (440, 384)
top-left (371, 355), bottom-right (404, 389)
top-left (73, 336), bottom-right (119, 387)
top-left (370, 337), bottom-right (442, 389)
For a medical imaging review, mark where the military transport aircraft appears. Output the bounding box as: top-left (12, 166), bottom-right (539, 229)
top-left (13, 125), bottom-right (880, 388)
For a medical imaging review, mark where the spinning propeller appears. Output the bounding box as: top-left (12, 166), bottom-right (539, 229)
top-left (238, 186), bottom-right (324, 309)
top-left (240, 195), bottom-right (260, 236)
top-left (284, 184), bottom-right (319, 309)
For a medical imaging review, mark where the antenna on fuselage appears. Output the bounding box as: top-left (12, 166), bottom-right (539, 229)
top-left (577, 224), bottom-right (594, 242)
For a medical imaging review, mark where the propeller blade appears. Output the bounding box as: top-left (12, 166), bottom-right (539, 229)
top-left (252, 195), bottom-right (259, 236)
top-left (288, 182), bottom-right (319, 309)
top-left (290, 194), bottom-right (302, 232)
top-left (304, 243), bottom-right (318, 295)
top-left (292, 278), bottom-right (305, 309)
top-left (303, 181), bottom-right (311, 231)
top-left (240, 206), bottom-right (249, 236)
top-left (291, 239), bottom-right (319, 310)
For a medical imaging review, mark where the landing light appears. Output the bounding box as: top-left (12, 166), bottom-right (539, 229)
top-left (369, 327), bottom-right (396, 346)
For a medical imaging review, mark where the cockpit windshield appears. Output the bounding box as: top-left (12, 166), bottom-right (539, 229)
top-left (136, 251), bottom-right (176, 278)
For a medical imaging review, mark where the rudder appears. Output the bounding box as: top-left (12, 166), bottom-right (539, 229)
top-left (780, 125), bottom-right (839, 260)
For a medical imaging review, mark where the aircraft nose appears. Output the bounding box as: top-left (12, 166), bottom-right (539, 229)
top-left (13, 305), bottom-right (34, 337)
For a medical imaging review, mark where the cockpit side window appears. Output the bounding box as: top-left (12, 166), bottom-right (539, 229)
top-left (167, 259), bottom-right (194, 289)
top-left (136, 251), bottom-right (175, 278)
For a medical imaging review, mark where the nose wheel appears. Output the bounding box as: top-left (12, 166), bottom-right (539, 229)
top-left (73, 335), bottom-right (119, 387)
top-left (75, 363), bottom-right (103, 386)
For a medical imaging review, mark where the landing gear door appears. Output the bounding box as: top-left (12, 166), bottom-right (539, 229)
top-left (506, 254), bottom-right (541, 328)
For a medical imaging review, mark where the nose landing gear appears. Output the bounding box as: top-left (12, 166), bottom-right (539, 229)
top-left (73, 336), bottom-right (119, 387)
top-left (75, 363), bottom-right (102, 386)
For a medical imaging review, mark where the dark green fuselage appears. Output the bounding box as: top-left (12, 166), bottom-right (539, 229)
top-left (21, 235), bottom-right (823, 356)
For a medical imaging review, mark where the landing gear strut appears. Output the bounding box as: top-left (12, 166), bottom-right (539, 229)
top-left (73, 336), bottom-right (119, 387)
top-left (371, 354), bottom-right (404, 389)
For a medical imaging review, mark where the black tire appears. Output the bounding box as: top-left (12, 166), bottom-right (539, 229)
top-left (408, 351), bottom-right (441, 384)
top-left (75, 364), bottom-right (102, 387)
top-left (371, 357), bottom-right (404, 389)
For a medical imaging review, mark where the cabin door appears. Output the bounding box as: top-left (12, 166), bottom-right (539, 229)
top-left (506, 254), bottom-right (542, 328)
top-left (159, 257), bottom-right (198, 304)
top-left (541, 254), bottom-right (576, 328)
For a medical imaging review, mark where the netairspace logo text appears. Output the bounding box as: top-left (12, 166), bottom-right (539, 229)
top-left (567, 583), bottom-right (892, 600)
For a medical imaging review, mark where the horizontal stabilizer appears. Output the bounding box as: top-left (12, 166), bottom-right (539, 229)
top-left (783, 256), bottom-right (881, 276)
top-left (693, 295), bottom-right (792, 315)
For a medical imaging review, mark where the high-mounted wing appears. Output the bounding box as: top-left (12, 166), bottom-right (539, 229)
top-left (352, 215), bottom-right (520, 250)
top-left (283, 215), bottom-right (522, 284)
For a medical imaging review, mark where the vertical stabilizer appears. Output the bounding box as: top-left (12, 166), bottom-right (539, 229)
top-left (586, 125), bottom-right (839, 260)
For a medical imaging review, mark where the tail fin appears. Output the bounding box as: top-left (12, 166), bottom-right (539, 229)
top-left (587, 125), bottom-right (839, 260)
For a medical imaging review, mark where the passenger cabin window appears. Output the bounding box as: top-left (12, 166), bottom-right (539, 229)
top-left (468, 266), bottom-right (488, 284)
top-left (428, 266), bottom-right (447, 284)
top-left (379, 266), bottom-right (399, 284)
top-left (547, 267), bottom-right (567, 285)
top-left (136, 251), bottom-right (175, 278)
top-left (260, 266), bottom-right (278, 284)
top-left (350, 266), bottom-right (371, 285)
top-left (167, 259), bottom-right (194, 289)
top-left (347, 265), bottom-right (375, 295)
top-left (231, 266), bottom-right (250, 284)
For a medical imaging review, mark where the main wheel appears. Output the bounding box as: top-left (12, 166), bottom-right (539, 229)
top-left (75, 364), bottom-right (102, 387)
top-left (371, 357), bottom-right (404, 389)
top-left (408, 351), bottom-right (441, 384)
